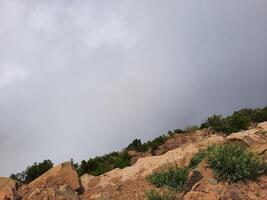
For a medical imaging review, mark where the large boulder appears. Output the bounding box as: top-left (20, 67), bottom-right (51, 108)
top-left (227, 122), bottom-right (267, 155)
top-left (80, 174), bottom-right (95, 190)
top-left (19, 161), bottom-right (82, 200)
top-left (0, 177), bottom-right (20, 200)
top-left (28, 161), bottom-right (80, 191)
top-left (0, 177), bottom-right (18, 191)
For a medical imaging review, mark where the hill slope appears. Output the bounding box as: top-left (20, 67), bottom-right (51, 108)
top-left (1, 121), bottom-right (267, 200)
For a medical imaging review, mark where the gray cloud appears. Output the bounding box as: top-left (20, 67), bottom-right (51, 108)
top-left (0, 0), bottom-right (267, 176)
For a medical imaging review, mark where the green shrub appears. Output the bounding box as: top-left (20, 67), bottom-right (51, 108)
top-left (126, 135), bottom-right (167, 155)
top-left (146, 190), bottom-right (176, 200)
top-left (189, 149), bottom-right (208, 168)
top-left (149, 167), bottom-right (189, 191)
top-left (77, 151), bottom-right (132, 176)
top-left (10, 159), bottom-right (53, 183)
top-left (127, 139), bottom-right (143, 151)
top-left (207, 143), bottom-right (267, 182)
top-left (252, 107), bottom-right (267, 122)
top-left (173, 129), bottom-right (185, 134)
top-left (201, 107), bottom-right (267, 134)
top-left (200, 115), bottom-right (226, 131)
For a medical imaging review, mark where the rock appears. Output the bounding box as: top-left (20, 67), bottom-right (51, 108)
top-left (0, 187), bottom-right (21, 200)
top-left (258, 122), bottom-right (267, 130)
top-left (80, 174), bottom-right (95, 190)
top-left (27, 188), bottom-right (41, 199)
top-left (185, 170), bottom-right (203, 193)
top-left (227, 122), bottom-right (267, 154)
top-left (184, 191), bottom-right (218, 200)
top-left (28, 161), bottom-right (81, 192)
top-left (229, 190), bottom-right (242, 200)
top-left (0, 177), bottom-right (20, 200)
top-left (18, 161), bottom-right (82, 199)
top-left (0, 178), bottom-right (18, 191)
top-left (58, 184), bottom-right (79, 200)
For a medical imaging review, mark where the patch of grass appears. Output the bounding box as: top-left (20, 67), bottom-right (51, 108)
top-left (146, 190), bottom-right (176, 200)
top-left (148, 167), bottom-right (189, 191)
top-left (189, 149), bottom-right (208, 168)
top-left (207, 143), bottom-right (267, 182)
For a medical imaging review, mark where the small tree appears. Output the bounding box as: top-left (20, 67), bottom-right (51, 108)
top-left (10, 159), bottom-right (53, 183)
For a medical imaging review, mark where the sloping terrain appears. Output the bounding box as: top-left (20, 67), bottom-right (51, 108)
top-left (0, 122), bottom-right (267, 200)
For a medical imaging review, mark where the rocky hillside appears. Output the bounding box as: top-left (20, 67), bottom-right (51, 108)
top-left (1, 122), bottom-right (267, 200)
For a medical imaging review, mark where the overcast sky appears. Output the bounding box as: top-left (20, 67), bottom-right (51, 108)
top-left (0, 0), bottom-right (267, 176)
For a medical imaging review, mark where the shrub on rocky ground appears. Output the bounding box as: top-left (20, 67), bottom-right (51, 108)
top-left (207, 143), bottom-right (267, 182)
top-left (148, 167), bottom-right (189, 191)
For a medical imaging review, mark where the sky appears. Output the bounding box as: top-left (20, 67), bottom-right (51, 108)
top-left (0, 0), bottom-right (267, 176)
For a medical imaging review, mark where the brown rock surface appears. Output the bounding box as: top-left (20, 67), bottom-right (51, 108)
top-left (18, 161), bottom-right (81, 200)
top-left (0, 178), bottom-right (17, 191)
top-left (227, 121), bottom-right (267, 154)
top-left (0, 177), bottom-right (20, 200)
top-left (80, 174), bottom-right (95, 190)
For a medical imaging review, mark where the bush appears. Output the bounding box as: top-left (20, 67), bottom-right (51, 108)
top-left (200, 115), bottom-right (225, 131)
top-left (77, 151), bottom-right (132, 176)
top-left (173, 129), bottom-right (185, 134)
top-left (146, 190), bottom-right (176, 200)
top-left (201, 107), bottom-right (267, 134)
top-left (252, 107), bottom-right (267, 122)
top-left (150, 135), bottom-right (168, 155)
top-left (10, 160), bottom-right (53, 183)
top-left (207, 143), bottom-right (267, 182)
top-left (148, 167), bottom-right (189, 191)
top-left (126, 135), bottom-right (168, 155)
top-left (127, 139), bottom-right (142, 150)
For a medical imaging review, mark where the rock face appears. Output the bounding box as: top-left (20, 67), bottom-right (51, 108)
top-left (0, 177), bottom-right (20, 200)
top-left (227, 121), bottom-right (267, 155)
top-left (80, 174), bottom-right (95, 190)
top-left (18, 161), bottom-right (82, 200)
top-left (0, 178), bottom-right (18, 191)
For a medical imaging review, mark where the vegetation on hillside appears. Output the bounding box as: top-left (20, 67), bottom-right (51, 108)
top-left (189, 143), bottom-right (267, 182)
top-left (188, 148), bottom-right (209, 168)
top-left (126, 135), bottom-right (168, 155)
top-left (200, 107), bottom-right (267, 134)
top-left (76, 151), bottom-right (131, 176)
top-left (207, 143), bottom-right (267, 182)
top-left (148, 167), bottom-right (189, 191)
top-left (10, 160), bottom-right (53, 183)
top-left (10, 106), bottom-right (267, 181)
